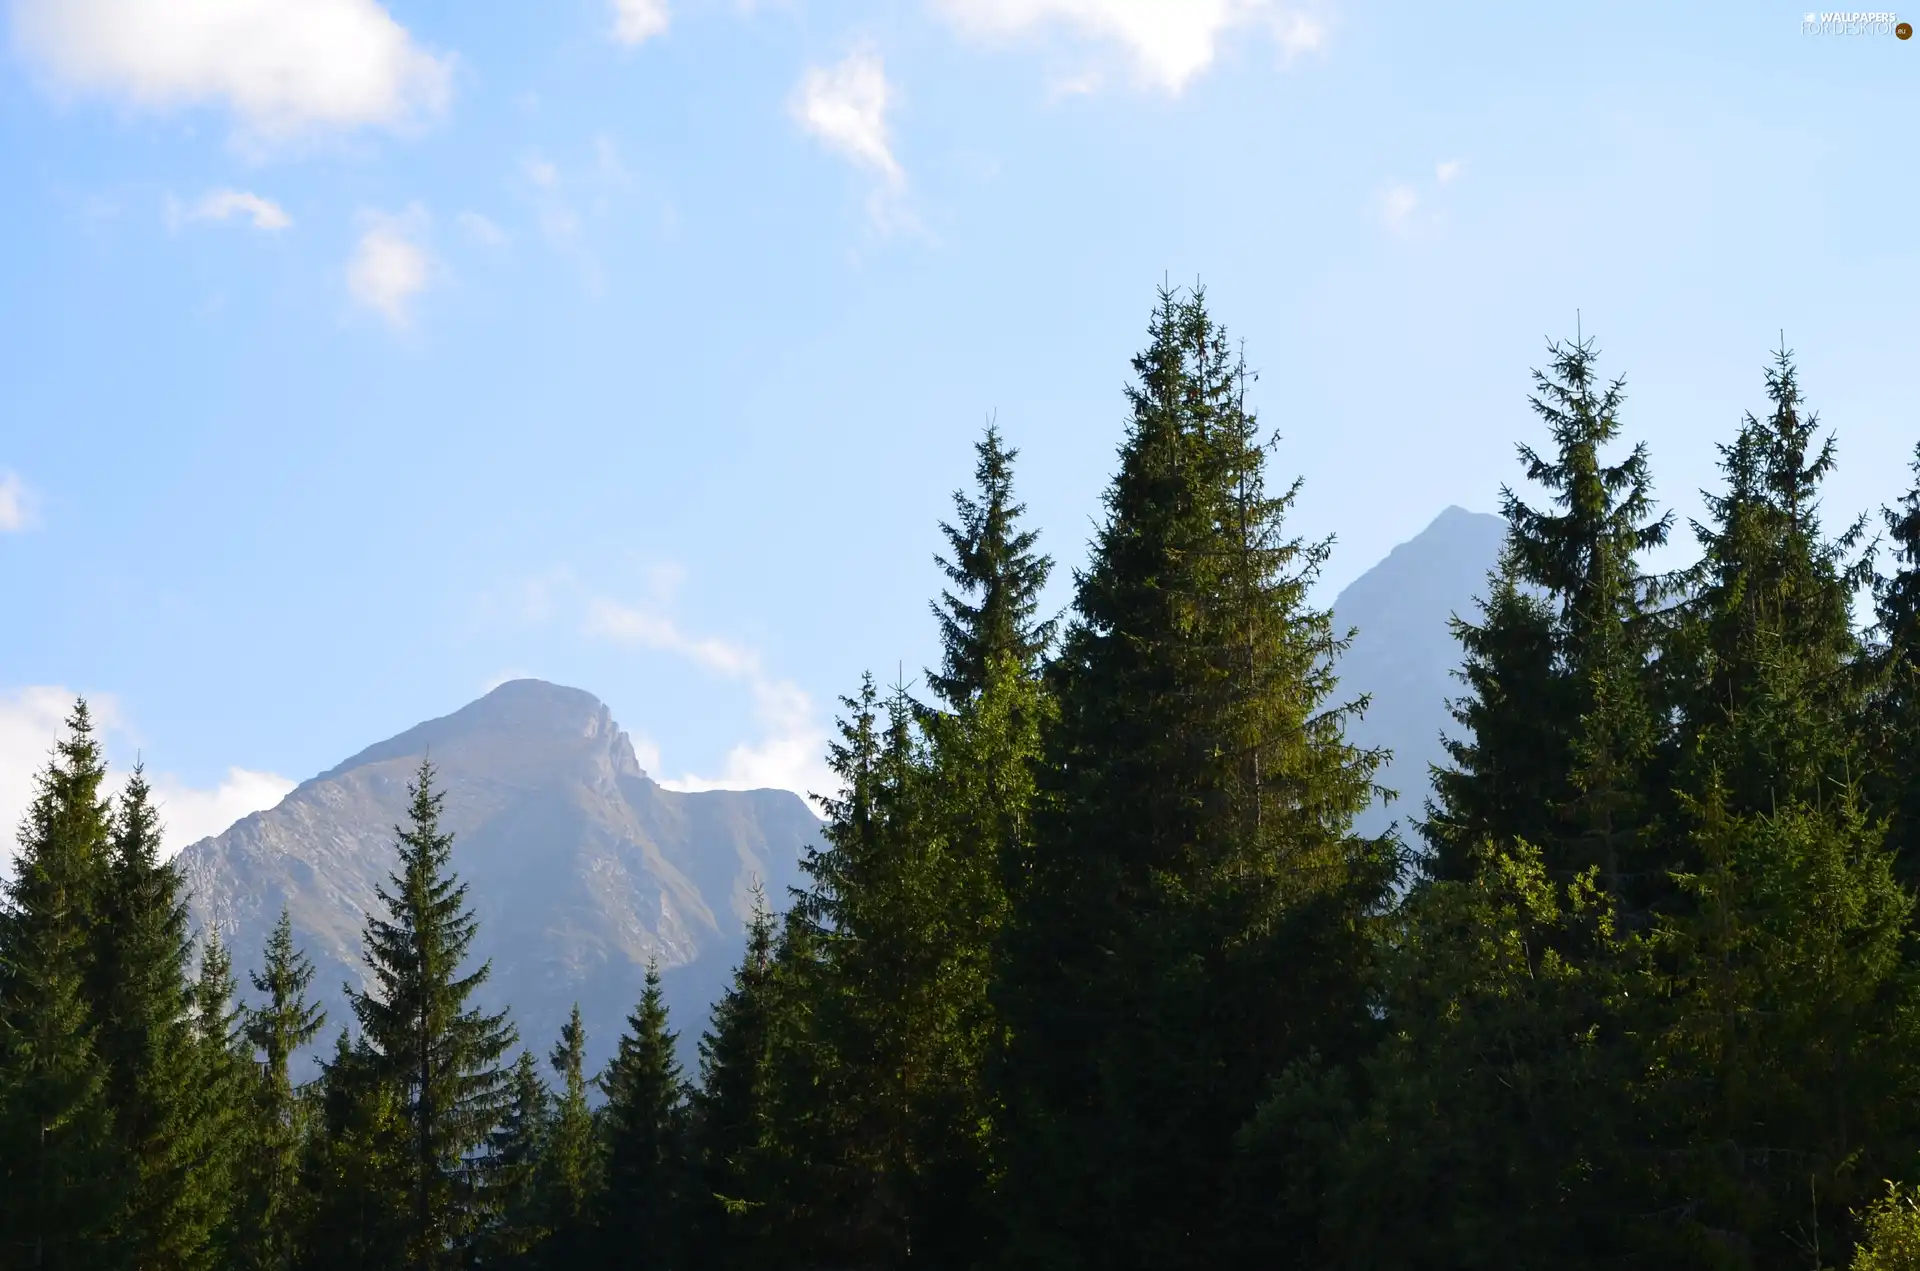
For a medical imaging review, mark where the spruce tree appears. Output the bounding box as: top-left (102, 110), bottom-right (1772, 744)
top-left (350, 759), bottom-right (517, 1268)
top-left (1642, 348), bottom-right (1912, 1262)
top-left (1423, 334), bottom-right (1672, 903)
top-left (597, 962), bottom-right (687, 1269)
top-left (996, 287), bottom-right (1392, 1271)
top-left (479, 1052), bottom-right (550, 1268)
top-left (238, 909), bottom-right (327, 1271)
top-left (0, 700), bottom-right (124, 1269)
top-left (95, 766), bottom-right (232, 1270)
top-left (1865, 443), bottom-right (1920, 882)
top-left (537, 1005), bottom-right (599, 1267)
top-left (690, 893), bottom-right (778, 1270)
top-left (928, 422), bottom-right (1056, 709)
top-left (298, 1031), bottom-right (408, 1271)
top-left (192, 930), bottom-right (252, 1265)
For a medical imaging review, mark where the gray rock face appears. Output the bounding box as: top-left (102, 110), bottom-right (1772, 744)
top-left (177, 679), bottom-right (819, 1075)
top-left (1331, 506), bottom-right (1507, 844)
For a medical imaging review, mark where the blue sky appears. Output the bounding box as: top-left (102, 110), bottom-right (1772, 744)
top-left (2, 0), bottom-right (1916, 857)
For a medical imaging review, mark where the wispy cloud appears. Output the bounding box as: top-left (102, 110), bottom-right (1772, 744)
top-left (0, 472), bottom-right (37, 532)
top-left (610, 0), bottom-right (671, 46)
top-left (932, 0), bottom-right (1327, 95)
top-left (11, 0), bottom-right (452, 146)
top-left (1436, 159), bottom-right (1463, 184)
top-left (481, 567), bottom-right (831, 806)
top-left (347, 205), bottom-right (431, 328)
top-left (173, 188), bottom-right (292, 231)
top-left (792, 47), bottom-right (902, 181)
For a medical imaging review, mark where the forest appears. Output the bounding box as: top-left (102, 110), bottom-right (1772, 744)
top-left (10, 285), bottom-right (1920, 1270)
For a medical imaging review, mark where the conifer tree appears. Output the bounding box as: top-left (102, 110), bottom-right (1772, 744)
top-left (95, 766), bottom-right (232, 1270)
top-left (479, 1052), bottom-right (549, 1268)
top-left (597, 962), bottom-right (688, 1270)
top-left (690, 893), bottom-right (778, 1270)
top-left (350, 759), bottom-right (517, 1268)
top-left (1423, 334), bottom-right (1672, 902)
top-left (192, 930), bottom-right (251, 1263)
top-left (0, 700), bottom-right (125, 1269)
top-left (1865, 443), bottom-right (1920, 882)
top-left (238, 909), bottom-right (326, 1271)
top-left (928, 422), bottom-right (1056, 709)
top-left (996, 287), bottom-right (1392, 1271)
top-left (536, 1005), bottom-right (599, 1267)
top-left (1641, 348), bottom-right (1912, 1261)
top-left (298, 1031), bottom-right (409, 1271)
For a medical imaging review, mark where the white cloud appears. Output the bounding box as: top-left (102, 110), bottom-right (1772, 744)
top-left (0, 687), bottom-right (96, 867)
top-left (10, 0), bottom-right (453, 144)
top-left (932, 0), bottom-right (1326, 94)
top-left (181, 187), bottom-right (291, 230)
top-left (148, 767), bottom-right (294, 855)
top-left (610, 0), bottom-right (670, 46)
top-left (1436, 159), bottom-right (1463, 184)
top-left (0, 471), bottom-right (36, 531)
top-left (458, 210), bottom-right (508, 247)
top-left (791, 48), bottom-right (901, 180)
top-left (0, 686), bottom-right (289, 869)
top-left (347, 206), bottom-right (431, 328)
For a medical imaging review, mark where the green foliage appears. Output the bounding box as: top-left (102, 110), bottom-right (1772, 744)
top-left (95, 768), bottom-right (238, 1270)
top-left (348, 759), bottom-right (518, 1267)
top-left (0, 700), bottom-right (124, 1269)
top-left (1855, 1184), bottom-right (1920, 1271)
top-left (15, 296), bottom-right (1920, 1271)
top-left (1424, 334), bottom-right (1671, 903)
top-left (536, 1005), bottom-right (599, 1266)
top-left (477, 1050), bottom-right (551, 1267)
top-left (237, 909), bottom-right (327, 1271)
top-left (997, 286), bottom-right (1393, 1271)
top-left (0, 702), bottom-right (123, 1267)
top-left (928, 422), bottom-right (1056, 709)
top-left (689, 892), bottom-right (779, 1270)
top-left (298, 1031), bottom-right (410, 1271)
top-left (597, 962), bottom-right (688, 1269)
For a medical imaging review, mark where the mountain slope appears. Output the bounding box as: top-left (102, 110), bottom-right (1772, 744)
top-left (177, 679), bottom-right (818, 1074)
top-left (1331, 506), bottom-right (1506, 844)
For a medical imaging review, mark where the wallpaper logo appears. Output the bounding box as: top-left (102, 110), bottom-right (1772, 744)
top-left (1801, 9), bottom-right (1905, 33)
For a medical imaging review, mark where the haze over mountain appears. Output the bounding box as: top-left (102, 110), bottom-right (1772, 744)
top-left (178, 679), bottom-right (819, 1074)
top-left (1331, 505), bottom-right (1507, 844)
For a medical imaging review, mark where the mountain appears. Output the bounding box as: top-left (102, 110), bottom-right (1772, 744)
top-left (1331, 506), bottom-right (1507, 844)
top-left (178, 679), bottom-right (819, 1075)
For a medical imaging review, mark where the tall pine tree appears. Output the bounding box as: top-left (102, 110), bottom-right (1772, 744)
top-left (537, 1005), bottom-right (599, 1267)
top-left (690, 893), bottom-right (778, 1270)
top-left (95, 766), bottom-right (234, 1270)
top-left (597, 963), bottom-right (687, 1269)
top-left (237, 909), bottom-right (326, 1271)
top-left (996, 287), bottom-right (1392, 1271)
top-left (0, 700), bottom-right (124, 1270)
top-left (350, 760), bottom-right (517, 1269)
top-left (928, 422), bottom-right (1056, 709)
top-left (1424, 334), bottom-right (1672, 902)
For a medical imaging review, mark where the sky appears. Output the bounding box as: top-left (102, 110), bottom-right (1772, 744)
top-left (2, 0), bottom-right (1917, 860)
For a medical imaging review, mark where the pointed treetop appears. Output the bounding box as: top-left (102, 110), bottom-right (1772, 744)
top-left (928, 421), bottom-right (1056, 709)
